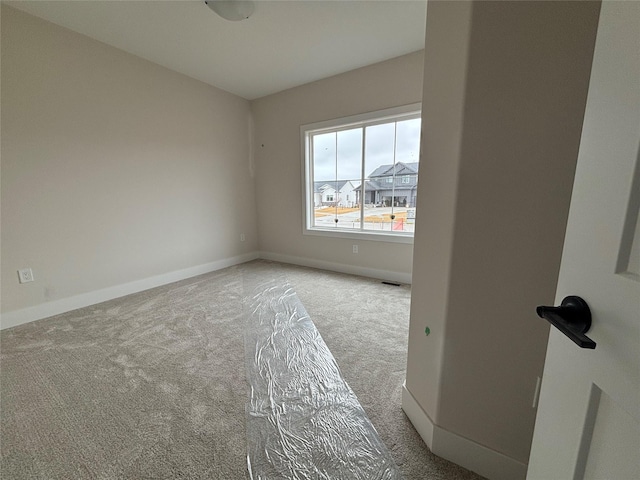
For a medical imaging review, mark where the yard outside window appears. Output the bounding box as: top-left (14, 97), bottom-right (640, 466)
top-left (302, 104), bottom-right (421, 242)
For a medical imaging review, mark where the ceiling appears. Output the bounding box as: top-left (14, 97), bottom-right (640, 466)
top-left (7, 0), bottom-right (427, 100)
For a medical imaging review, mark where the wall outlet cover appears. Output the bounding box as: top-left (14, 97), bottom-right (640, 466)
top-left (18, 268), bottom-right (34, 284)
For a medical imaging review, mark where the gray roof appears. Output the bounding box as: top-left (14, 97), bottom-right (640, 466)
top-left (361, 181), bottom-right (418, 193)
top-left (313, 180), bottom-right (356, 193)
top-left (362, 180), bottom-right (383, 192)
top-left (367, 162), bottom-right (419, 178)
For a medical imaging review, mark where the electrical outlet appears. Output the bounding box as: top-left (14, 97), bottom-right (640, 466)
top-left (240, 233), bottom-right (246, 242)
top-left (18, 268), bottom-right (34, 284)
top-left (352, 245), bottom-right (358, 254)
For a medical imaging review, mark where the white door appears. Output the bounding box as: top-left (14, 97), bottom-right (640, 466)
top-left (527, 2), bottom-right (640, 479)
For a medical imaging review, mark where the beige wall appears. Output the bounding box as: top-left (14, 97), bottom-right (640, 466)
top-left (250, 51), bottom-right (423, 278)
top-left (1, 6), bottom-right (257, 314)
top-left (406, 0), bottom-right (600, 469)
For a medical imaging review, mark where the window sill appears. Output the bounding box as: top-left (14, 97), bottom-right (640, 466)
top-left (303, 227), bottom-right (414, 244)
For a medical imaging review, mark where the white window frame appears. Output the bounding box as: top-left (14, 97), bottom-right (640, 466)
top-left (301, 103), bottom-right (421, 244)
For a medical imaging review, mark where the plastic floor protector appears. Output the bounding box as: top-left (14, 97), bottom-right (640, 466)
top-left (243, 278), bottom-right (403, 480)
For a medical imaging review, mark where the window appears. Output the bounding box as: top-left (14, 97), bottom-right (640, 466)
top-left (302, 104), bottom-right (421, 242)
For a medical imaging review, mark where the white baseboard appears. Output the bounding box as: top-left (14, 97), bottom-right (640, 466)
top-left (1, 251), bottom-right (408, 330)
top-left (258, 251), bottom-right (412, 285)
top-left (401, 381), bottom-right (436, 447)
top-left (0, 252), bottom-right (259, 330)
top-left (402, 383), bottom-right (528, 480)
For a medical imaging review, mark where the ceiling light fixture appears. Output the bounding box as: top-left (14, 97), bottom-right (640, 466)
top-left (204, 0), bottom-right (255, 21)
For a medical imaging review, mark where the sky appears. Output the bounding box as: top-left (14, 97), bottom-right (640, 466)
top-left (312, 118), bottom-right (421, 182)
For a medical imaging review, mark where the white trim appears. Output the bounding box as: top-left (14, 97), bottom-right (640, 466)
top-left (303, 227), bottom-right (413, 244)
top-left (301, 103), bottom-right (422, 133)
top-left (433, 423), bottom-right (528, 480)
top-left (402, 383), bottom-right (528, 480)
top-left (0, 251), bottom-right (410, 330)
top-left (0, 252), bottom-right (259, 330)
top-left (258, 251), bottom-right (412, 285)
top-left (401, 381), bottom-right (436, 447)
top-left (301, 103), bottom-right (421, 242)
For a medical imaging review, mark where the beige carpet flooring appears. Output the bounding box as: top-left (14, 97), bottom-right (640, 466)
top-left (1, 260), bottom-right (484, 479)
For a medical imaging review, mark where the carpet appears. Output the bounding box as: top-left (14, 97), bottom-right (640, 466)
top-left (1, 260), bottom-right (484, 479)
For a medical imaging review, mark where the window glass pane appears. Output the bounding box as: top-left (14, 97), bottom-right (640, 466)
top-left (362, 123), bottom-right (395, 230)
top-left (312, 131), bottom-right (336, 182)
top-left (312, 132), bottom-right (335, 228)
top-left (395, 118), bottom-right (420, 232)
top-left (336, 128), bottom-right (362, 181)
top-left (364, 123), bottom-right (396, 232)
top-left (396, 118), bottom-right (421, 165)
top-left (391, 118), bottom-right (420, 233)
top-left (364, 123), bottom-right (396, 192)
top-left (360, 118), bottom-right (421, 233)
top-left (311, 128), bottom-right (362, 230)
top-left (334, 128), bottom-right (362, 230)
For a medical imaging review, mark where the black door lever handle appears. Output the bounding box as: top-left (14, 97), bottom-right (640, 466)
top-left (536, 296), bottom-right (596, 349)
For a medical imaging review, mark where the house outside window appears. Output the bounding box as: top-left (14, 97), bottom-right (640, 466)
top-left (301, 104), bottom-right (421, 242)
